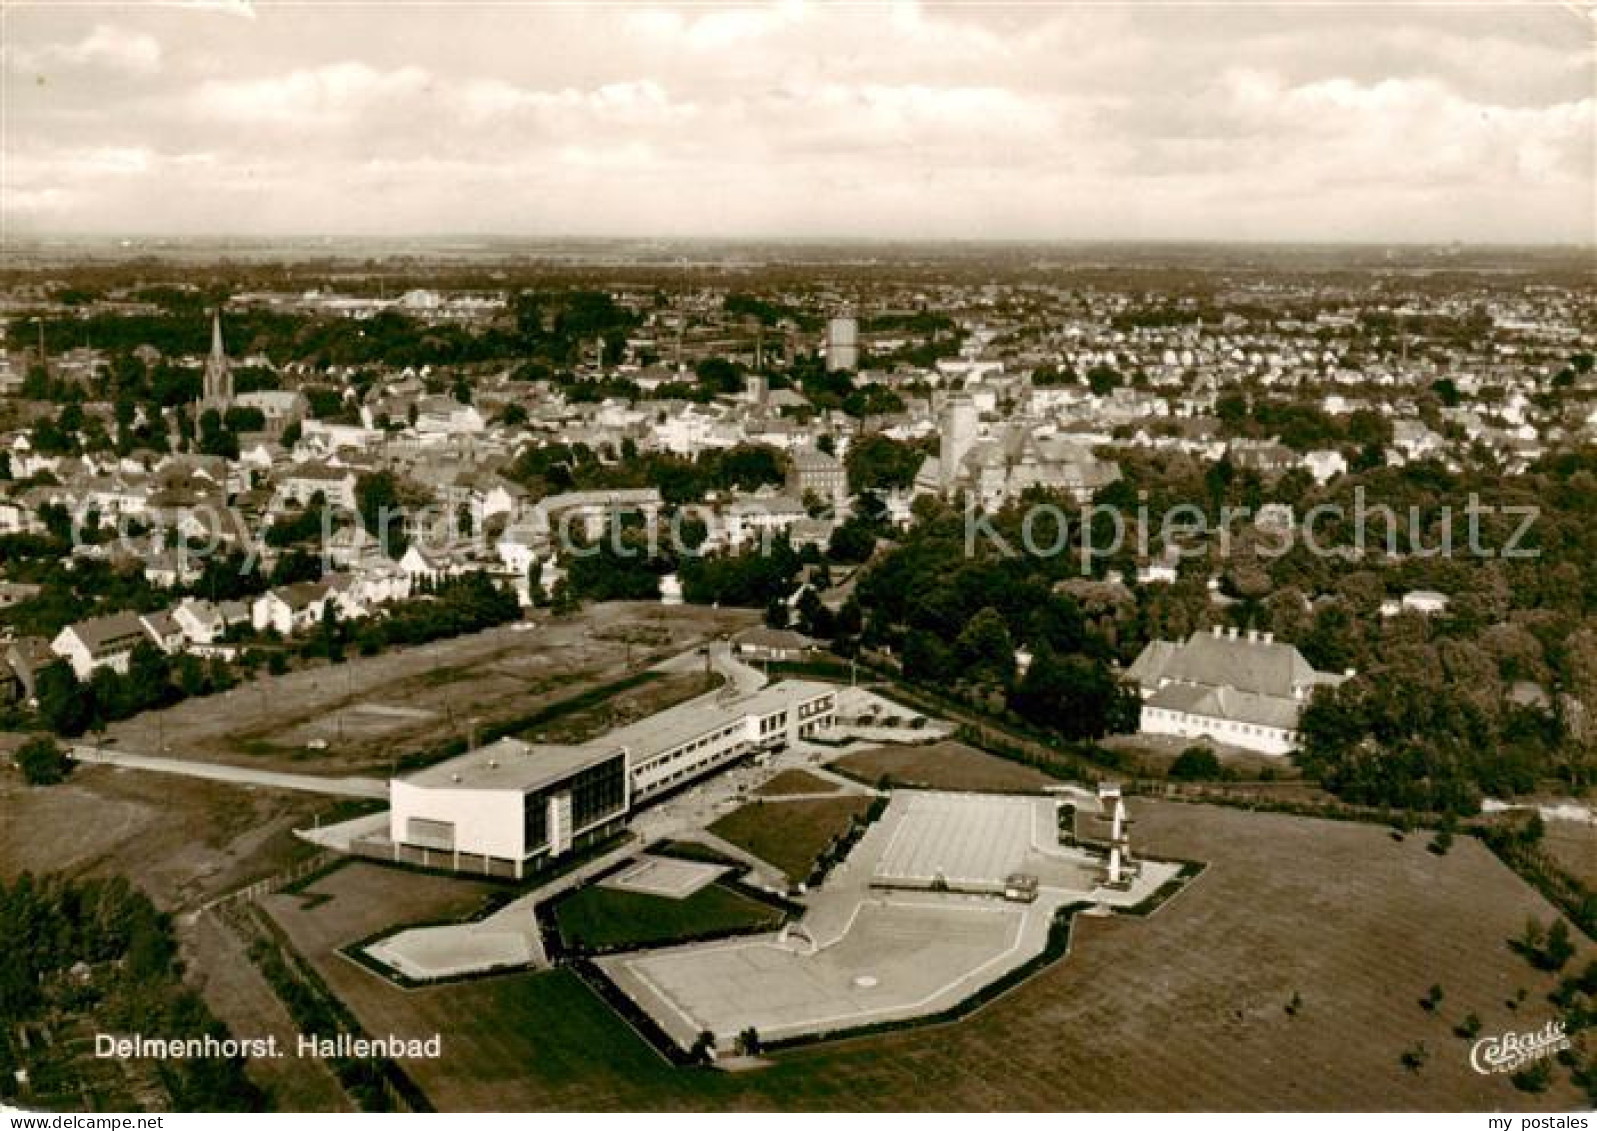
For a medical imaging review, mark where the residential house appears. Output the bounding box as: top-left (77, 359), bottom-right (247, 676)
top-left (252, 581), bottom-right (333, 635)
top-left (51, 612), bottom-right (153, 679)
top-left (4, 638), bottom-right (58, 700)
top-left (277, 462), bottom-right (360, 510)
top-left (786, 446), bottom-right (848, 512)
top-left (139, 610), bottom-right (187, 654)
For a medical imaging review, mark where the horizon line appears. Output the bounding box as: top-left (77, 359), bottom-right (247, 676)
top-left (5, 231), bottom-right (1595, 252)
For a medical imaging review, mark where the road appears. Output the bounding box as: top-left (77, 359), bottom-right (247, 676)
top-left (649, 638), bottom-right (767, 696)
top-left (71, 745), bottom-right (388, 799)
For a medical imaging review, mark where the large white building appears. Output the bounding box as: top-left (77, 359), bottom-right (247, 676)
top-left (610, 679), bottom-right (838, 802)
top-left (825, 316), bottom-right (859, 372)
top-left (389, 741), bottom-right (629, 877)
top-left (50, 611), bottom-right (152, 679)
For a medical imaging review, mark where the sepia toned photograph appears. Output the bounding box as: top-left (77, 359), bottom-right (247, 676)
top-left (0, 0), bottom-right (1593, 1120)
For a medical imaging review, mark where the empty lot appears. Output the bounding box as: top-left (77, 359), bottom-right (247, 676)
top-left (103, 602), bottom-right (755, 775)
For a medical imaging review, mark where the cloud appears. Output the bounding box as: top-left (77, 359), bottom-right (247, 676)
top-left (7, 24), bottom-right (163, 75)
top-left (1, 2), bottom-right (1591, 242)
top-left (189, 62), bottom-right (433, 125)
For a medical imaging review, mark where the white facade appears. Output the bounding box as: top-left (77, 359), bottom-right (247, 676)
top-left (1139, 702), bottom-right (1297, 756)
top-left (390, 778), bottom-right (527, 863)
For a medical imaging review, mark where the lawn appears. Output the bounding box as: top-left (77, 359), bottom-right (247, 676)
top-left (754, 768), bottom-right (841, 797)
top-left (832, 740), bottom-right (1058, 793)
top-left (254, 803), bottom-right (1592, 1111)
top-left (553, 882), bottom-right (784, 953)
top-left (707, 795), bottom-right (873, 881)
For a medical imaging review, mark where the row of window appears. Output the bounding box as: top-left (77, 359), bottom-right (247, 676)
top-left (798, 697), bottom-right (834, 720)
top-left (1144, 706), bottom-right (1291, 741)
top-left (644, 721), bottom-right (746, 775)
top-left (638, 742), bottom-right (752, 795)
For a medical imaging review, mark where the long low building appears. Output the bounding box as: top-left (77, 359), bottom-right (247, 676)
top-left (612, 679), bottom-right (837, 802)
top-left (378, 680), bottom-right (838, 877)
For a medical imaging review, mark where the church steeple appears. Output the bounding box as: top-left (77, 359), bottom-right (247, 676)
top-left (202, 307), bottom-right (233, 410)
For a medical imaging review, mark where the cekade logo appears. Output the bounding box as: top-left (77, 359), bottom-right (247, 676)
top-left (1469, 1020), bottom-right (1570, 1075)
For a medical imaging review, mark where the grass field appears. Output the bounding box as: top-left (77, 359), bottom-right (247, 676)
top-left (754, 769), bottom-right (841, 797)
top-left (554, 882), bottom-right (784, 953)
top-left (707, 795), bottom-right (873, 882)
top-left (0, 766), bottom-right (351, 1108)
top-left (256, 798), bottom-right (1592, 1111)
top-left (101, 602), bottom-right (756, 775)
top-left (832, 741), bottom-right (1059, 793)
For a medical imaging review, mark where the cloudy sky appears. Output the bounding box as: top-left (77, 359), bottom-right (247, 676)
top-left (3, 1), bottom-right (1593, 243)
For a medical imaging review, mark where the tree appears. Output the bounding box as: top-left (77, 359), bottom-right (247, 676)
top-left (280, 419), bottom-right (303, 448)
top-left (954, 607), bottom-right (1016, 686)
top-left (35, 660), bottom-right (93, 736)
top-left (526, 556), bottom-right (547, 607)
top-left (1400, 1042), bottom-right (1429, 1072)
top-left (845, 433), bottom-right (925, 492)
top-left (127, 641), bottom-right (174, 712)
top-left (1511, 1059), bottom-right (1552, 1094)
top-left (1542, 919), bottom-right (1575, 972)
top-left (14, 736), bottom-right (70, 785)
top-left (827, 517), bottom-right (878, 564)
top-left (903, 628), bottom-right (954, 684)
top-left (1169, 746), bottom-right (1222, 781)
top-left (197, 408), bottom-right (239, 459)
top-left (1010, 650), bottom-right (1132, 740)
top-left (355, 471), bottom-right (408, 558)
top-left (1087, 365), bottom-right (1122, 396)
top-left (688, 1031), bottom-right (716, 1065)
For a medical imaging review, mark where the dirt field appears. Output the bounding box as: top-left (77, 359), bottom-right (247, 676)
top-left (0, 764), bottom-right (355, 1109)
top-left (262, 861), bottom-right (501, 966)
top-left (186, 910), bottom-right (353, 1112)
top-left (523, 670), bottom-right (720, 746)
top-left (708, 795), bottom-right (874, 882)
top-left (0, 766), bottom-right (326, 909)
top-left (260, 799), bottom-right (1590, 1111)
top-left (101, 602), bottom-right (755, 775)
top-left (832, 741), bottom-right (1059, 793)
top-left (1540, 821), bottom-right (1597, 887)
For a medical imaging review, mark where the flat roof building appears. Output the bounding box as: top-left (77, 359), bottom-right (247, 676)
top-left (388, 739), bottom-right (628, 878)
top-left (378, 679), bottom-right (839, 876)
